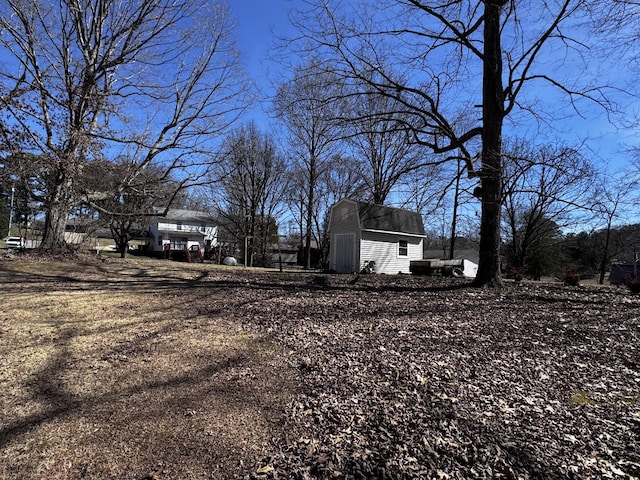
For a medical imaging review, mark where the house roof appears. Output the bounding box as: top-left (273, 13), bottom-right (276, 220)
top-left (154, 208), bottom-right (216, 224)
top-left (356, 201), bottom-right (425, 236)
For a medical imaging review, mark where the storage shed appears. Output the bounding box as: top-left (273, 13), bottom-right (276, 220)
top-left (328, 199), bottom-right (425, 274)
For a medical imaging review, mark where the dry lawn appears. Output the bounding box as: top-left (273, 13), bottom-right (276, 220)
top-left (1, 254), bottom-right (639, 480)
top-left (1, 256), bottom-right (297, 480)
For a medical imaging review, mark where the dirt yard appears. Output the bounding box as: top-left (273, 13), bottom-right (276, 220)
top-left (0, 255), bottom-right (638, 479)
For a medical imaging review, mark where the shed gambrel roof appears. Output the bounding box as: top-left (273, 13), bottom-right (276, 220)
top-left (356, 201), bottom-right (425, 236)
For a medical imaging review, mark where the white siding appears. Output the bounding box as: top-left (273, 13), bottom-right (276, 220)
top-left (156, 221), bottom-right (207, 233)
top-left (361, 232), bottom-right (423, 274)
top-left (149, 220), bottom-right (217, 252)
top-left (329, 198), bottom-right (425, 275)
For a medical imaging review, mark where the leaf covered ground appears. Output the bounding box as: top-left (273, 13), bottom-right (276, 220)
top-left (1, 257), bottom-right (639, 479)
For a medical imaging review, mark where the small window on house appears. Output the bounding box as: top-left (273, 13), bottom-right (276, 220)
top-left (398, 239), bottom-right (408, 257)
top-left (177, 222), bottom-right (183, 231)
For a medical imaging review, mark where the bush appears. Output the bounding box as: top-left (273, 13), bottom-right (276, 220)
top-left (624, 274), bottom-right (640, 293)
top-left (509, 266), bottom-right (524, 283)
top-left (564, 269), bottom-right (581, 286)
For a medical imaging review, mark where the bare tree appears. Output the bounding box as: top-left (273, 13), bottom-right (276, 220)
top-left (345, 82), bottom-right (427, 204)
top-left (211, 122), bottom-right (287, 266)
top-left (590, 169), bottom-right (638, 283)
top-left (290, 0), bottom-right (611, 286)
top-left (80, 159), bottom-right (182, 258)
top-left (281, 150), bottom-right (364, 268)
top-left (502, 139), bottom-right (595, 276)
top-left (0, 0), bottom-right (247, 250)
top-left (274, 60), bottom-right (346, 269)
top-left (316, 153), bottom-right (367, 267)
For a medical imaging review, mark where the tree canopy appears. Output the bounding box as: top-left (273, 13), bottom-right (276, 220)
top-left (0, 0), bottom-right (248, 250)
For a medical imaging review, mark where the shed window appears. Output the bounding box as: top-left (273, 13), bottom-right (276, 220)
top-left (398, 239), bottom-right (408, 257)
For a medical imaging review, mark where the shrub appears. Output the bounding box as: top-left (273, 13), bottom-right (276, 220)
top-left (564, 269), bottom-right (581, 286)
top-left (624, 274), bottom-right (640, 294)
top-left (509, 266), bottom-right (524, 283)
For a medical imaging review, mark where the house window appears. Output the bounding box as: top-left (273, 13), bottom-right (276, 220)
top-left (398, 239), bottom-right (408, 257)
top-left (177, 222), bottom-right (183, 231)
top-left (171, 237), bottom-right (188, 249)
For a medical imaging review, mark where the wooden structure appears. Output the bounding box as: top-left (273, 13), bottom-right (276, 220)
top-left (328, 199), bottom-right (425, 274)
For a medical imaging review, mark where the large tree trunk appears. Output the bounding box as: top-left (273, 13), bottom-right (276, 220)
top-left (40, 167), bottom-right (74, 251)
top-left (473, 0), bottom-right (506, 288)
top-left (304, 203), bottom-right (313, 269)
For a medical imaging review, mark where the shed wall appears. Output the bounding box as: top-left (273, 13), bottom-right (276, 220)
top-left (361, 232), bottom-right (423, 274)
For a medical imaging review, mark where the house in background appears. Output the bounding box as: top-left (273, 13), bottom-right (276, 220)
top-left (64, 221), bottom-right (146, 252)
top-left (328, 199), bottom-right (425, 274)
top-left (147, 209), bottom-right (217, 253)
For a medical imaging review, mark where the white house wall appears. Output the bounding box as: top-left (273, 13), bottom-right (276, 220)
top-left (155, 221), bottom-right (206, 234)
top-left (361, 232), bottom-right (423, 274)
top-left (149, 221), bottom-right (217, 252)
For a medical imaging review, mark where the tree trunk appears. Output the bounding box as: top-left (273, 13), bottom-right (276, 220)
top-left (448, 159), bottom-right (462, 260)
top-left (40, 168), bottom-right (74, 251)
top-left (119, 233), bottom-right (128, 259)
top-left (304, 208), bottom-right (313, 269)
top-left (304, 157), bottom-right (316, 270)
top-left (598, 221), bottom-right (612, 285)
top-left (473, 0), bottom-right (506, 288)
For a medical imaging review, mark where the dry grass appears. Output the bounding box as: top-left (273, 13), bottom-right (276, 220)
top-left (0, 256), bottom-right (298, 480)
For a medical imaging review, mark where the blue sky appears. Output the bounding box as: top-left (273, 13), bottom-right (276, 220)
top-left (229, 0), bottom-right (293, 125)
top-left (230, 0), bottom-right (287, 80)
top-left (229, 1), bottom-right (638, 178)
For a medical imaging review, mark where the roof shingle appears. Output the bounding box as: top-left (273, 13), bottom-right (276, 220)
top-left (357, 202), bottom-right (425, 236)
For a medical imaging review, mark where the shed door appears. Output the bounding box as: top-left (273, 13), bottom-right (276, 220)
top-left (334, 233), bottom-right (355, 273)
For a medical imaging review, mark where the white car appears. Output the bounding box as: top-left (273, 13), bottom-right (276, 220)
top-left (4, 236), bottom-right (26, 249)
